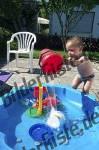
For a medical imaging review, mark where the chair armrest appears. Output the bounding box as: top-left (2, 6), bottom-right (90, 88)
top-left (7, 38), bottom-right (14, 52)
top-left (7, 38), bottom-right (14, 44)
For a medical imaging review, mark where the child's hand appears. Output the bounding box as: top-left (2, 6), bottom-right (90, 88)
top-left (64, 57), bottom-right (71, 64)
top-left (64, 57), bottom-right (73, 65)
top-left (70, 60), bottom-right (76, 66)
top-left (68, 57), bottom-right (72, 62)
top-left (63, 57), bottom-right (71, 70)
top-left (68, 57), bottom-right (76, 66)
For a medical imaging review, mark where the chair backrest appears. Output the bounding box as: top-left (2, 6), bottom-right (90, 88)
top-left (11, 32), bottom-right (36, 51)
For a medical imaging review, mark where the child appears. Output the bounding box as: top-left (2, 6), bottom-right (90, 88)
top-left (66, 36), bottom-right (94, 94)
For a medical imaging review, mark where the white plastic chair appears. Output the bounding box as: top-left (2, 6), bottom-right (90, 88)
top-left (7, 32), bottom-right (36, 73)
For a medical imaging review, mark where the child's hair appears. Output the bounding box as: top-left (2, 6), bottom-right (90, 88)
top-left (66, 36), bottom-right (83, 49)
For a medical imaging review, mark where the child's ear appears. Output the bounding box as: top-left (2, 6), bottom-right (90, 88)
top-left (79, 48), bottom-right (83, 53)
top-left (80, 45), bottom-right (83, 51)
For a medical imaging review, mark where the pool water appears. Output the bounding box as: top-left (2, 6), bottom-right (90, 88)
top-left (0, 84), bottom-right (99, 150)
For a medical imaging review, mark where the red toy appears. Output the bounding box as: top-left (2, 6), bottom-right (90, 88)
top-left (33, 86), bottom-right (47, 98)
top-left (39, 49), bottom-right (64, 74)
top-left (33, 96), bottom-right (59, 108)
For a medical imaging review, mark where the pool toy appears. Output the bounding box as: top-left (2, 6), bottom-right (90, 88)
top-left (36, 83), bottom-right (43, 115)
top-left (33, 96), bottom-right (59, 108)
top-left (45, 86), bottom-right (65, 129)
top-left (43, 96), bottom-right (59, 107)
top-left (27, 82), bottom-right (44, 117)
top-left (46, 107), bottom-right (65, 129)
top-left (33, 85), bottom-right (47, 98)
top-left (39, 48), bottom-right (64, 74)
top-left (29, 123), bottom-right (53, 142)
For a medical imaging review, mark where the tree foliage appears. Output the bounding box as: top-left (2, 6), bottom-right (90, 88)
top-left (0, 0), bottom-right (40, 32)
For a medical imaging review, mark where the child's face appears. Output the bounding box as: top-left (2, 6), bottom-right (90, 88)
top-left (66, 41), bottom-right (82, 58)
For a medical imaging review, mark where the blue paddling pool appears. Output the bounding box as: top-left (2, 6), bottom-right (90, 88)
top-left (0, 84), bottom-right (99, 150)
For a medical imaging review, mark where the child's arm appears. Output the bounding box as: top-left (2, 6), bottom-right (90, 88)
top-left (73, 56), bottom-right (89, 66)
top-left (64, 56), bottom-right (88, 67)
top-left (66, 57), bottom-right (77, 67)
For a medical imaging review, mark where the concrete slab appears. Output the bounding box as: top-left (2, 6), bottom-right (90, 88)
top-left (0, 58), bottom-right (99, 99)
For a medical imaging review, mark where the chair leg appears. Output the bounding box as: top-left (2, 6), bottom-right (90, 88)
top-left (29, 51), bottom-right (33, 73)
top-left (16, 53), bottom-right (18, 67)
top-left (7, 52), bottom-right (10, 71)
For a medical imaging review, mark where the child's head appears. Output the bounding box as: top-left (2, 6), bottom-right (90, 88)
top-left (66, 36), bottom-right (83, 58)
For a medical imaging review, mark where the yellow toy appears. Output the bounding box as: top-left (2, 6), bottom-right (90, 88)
top-left (27, 82), bottom-right (43, 117)
top-left (36, 82), bottom-right (43, 116)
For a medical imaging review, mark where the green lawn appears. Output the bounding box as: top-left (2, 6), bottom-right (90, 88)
top-left (19, 50), bottom-right (68, 59)
top-left (19, 50), bottom-right (99, 61)
top-left (84, 51), bottom-right (99, 61)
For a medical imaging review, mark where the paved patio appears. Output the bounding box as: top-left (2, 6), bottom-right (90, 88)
top-left (1, 58), bottom-right (99, 99)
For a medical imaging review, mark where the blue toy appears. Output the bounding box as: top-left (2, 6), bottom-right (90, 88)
top-left (29, 123), bottom-right (53, 142)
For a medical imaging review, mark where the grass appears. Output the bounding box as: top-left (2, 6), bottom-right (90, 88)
top-left (19, 49), bottom-right (99, 61)
top-left (84, 51), bottom-right (99, 61)
top-left (19, 50), bottom-right (68, 59)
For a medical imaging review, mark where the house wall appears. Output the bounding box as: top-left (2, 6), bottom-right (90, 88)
top-left (92, 5), bottom-right (99, 38)
top-left (49, 5), bottom-right (99, 38)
